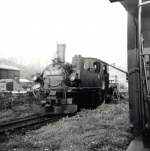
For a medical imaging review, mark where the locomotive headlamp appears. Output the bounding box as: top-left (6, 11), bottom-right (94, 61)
top-left (70, 74), bottom-right (76, 81)
top-left (70, 72), bottom-right (77, 81)
top-left (33, 75), bottom-right (37, 81)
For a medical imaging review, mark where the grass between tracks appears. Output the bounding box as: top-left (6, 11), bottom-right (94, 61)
top-left (0, 103), bottom-right (44, 123)
top-left (0, 100), bottom-right (133, 151)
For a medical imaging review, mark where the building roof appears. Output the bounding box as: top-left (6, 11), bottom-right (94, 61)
top-left (0, 64), bottom-right (20, 71)
top-left (19, 78), bottom-right (32, 83)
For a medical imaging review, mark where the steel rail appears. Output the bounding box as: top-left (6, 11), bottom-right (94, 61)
top-left (0, 114), bottom-right (64, 133)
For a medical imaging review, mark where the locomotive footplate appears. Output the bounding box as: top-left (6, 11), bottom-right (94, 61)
top-left (44, 88), bottom-right (78, 114)
top-left (53, 104), bottom-right (78, 114)
top-left (50, 90), bottom-right (56, 95)
top-left (49, 88), bottom-right (76, 99)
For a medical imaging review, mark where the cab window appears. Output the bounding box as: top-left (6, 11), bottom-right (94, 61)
top-left (93, 62), bottom-right (100, 73)
top-left (103, 64), bottom-right (107, 74)
top-left (84, 61), bottom-right (90, 70)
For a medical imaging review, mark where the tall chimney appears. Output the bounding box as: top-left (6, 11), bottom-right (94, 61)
top-left (56, 44), bottom-right (66, 63)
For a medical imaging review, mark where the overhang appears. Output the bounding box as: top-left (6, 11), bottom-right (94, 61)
top-left (117, 0), bottom-right (150, 48)
top-left (120, 0), bottom-right (150, 17)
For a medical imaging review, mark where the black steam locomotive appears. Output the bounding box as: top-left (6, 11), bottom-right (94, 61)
top-left (33, 55), bottom-right (110, 114)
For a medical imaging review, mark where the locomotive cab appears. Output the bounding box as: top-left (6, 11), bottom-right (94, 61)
top-left (71, 55), bottom-right (109, 108)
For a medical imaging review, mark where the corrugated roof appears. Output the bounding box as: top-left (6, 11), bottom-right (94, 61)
top-left (0, 64), bottom-right (20, 71)
top-left (19, 78), bottom-right (32, 83)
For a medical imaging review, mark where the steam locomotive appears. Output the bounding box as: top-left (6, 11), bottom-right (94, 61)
top-left (33, 55), bottom-right (110, 114)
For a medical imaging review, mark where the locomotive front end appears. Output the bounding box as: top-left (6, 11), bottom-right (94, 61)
top-left (40, 62), bottom-right (78, 114)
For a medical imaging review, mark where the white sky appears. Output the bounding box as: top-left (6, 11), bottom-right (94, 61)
top-left (0, 0), bottom-right (127, 68)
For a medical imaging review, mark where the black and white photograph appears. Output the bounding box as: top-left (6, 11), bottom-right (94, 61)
top-left (0, 0), bottom-right (150, 151)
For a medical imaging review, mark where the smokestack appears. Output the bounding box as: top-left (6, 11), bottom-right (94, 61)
top-left (56, 44), bottom-right (66, 63)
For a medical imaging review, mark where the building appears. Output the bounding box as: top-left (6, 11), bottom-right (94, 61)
top-left (0, 64), bottom-right (20, 91)
top-left (19, 78), bottom-right (33, 90)
top-left (109, 0), bottom-right (150, 149)
top-left (0, 64), bottom-right (20, 80)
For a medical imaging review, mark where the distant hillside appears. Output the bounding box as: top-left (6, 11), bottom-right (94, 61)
top-left (0, 58), bottom-right (43, 80)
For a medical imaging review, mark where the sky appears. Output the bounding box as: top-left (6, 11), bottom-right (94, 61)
top-left (0, 0), bottom-right (127, 69)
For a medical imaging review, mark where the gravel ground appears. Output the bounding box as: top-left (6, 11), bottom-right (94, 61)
top-left (0, 100), bottom-right (133, 151)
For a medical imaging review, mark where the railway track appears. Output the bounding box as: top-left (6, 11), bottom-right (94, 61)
top-left (0, 113), bottom-right (66, 134)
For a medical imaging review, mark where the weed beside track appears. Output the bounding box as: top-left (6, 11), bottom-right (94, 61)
top-left (0, 100), bottom-right (133, 151)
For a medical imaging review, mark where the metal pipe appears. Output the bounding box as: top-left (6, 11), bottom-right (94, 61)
top-left (138, 0), bottom-right (146, 128)
top-left (139, 1), bottom-right (150, 7)
top-left (138, 0), bottom-right (143, 99)
top-left (138, 0), bottom-right (142, 53)
top-left (107, 64), bottom-right (127, 74)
